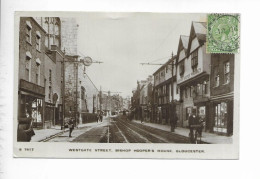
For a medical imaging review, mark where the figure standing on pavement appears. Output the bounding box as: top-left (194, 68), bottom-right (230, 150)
top-left (170, 112), bottom-right (178, 132)
top-left (188, 109), bottom-right (200, 143)
top-left (96, 114), bottom-right (99, 123)
top-left (100, 112), bottom-right (103, 122)
top-left (68, 118), bottom-right (74, 137)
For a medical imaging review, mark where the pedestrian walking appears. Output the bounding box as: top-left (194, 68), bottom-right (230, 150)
top-left (170, 112), bottom-right (178, 132)
top-left (68, 118), bottom-right (74, 137)
top-left (100, 113), bottom-right (103, 122)
top-left (96, 114), bottom-right (99, 123)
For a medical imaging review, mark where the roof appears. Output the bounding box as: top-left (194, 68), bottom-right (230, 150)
top-left (187, 21), bottom-right (206, 55)
top-left (176, 35), bottom-right (189, 63)
top-left (193, 21), bottom-right (206, 35)
top-left (153, 55), bottom-right (177, 75)
top-left (181, 35), bottom-right (189, 50)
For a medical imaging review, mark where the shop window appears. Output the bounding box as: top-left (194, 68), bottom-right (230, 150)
top-left (224, 61), bottom-right (230, 84)
top-left (198, 106), bottom-right (206, 120)
top-left (191, 49), bottom-right (198, 71)
top-left (214, 66), bottom-right (220, 87)
top-left (179, 61), bottom-right (185, 76)
top-left (26, 21), bottom-right (32, 44)
top-left (214, 102), bottom-right (228, 132)
top-left (36, 31), bottom-right (41, 51)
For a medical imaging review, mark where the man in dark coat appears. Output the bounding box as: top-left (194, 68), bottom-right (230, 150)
top-left (17, 105), bottom-right (35, 142)
top-left (170, 112), bottom-right (178, 132)
top-left (68, 118), bottom-right (74, 137)
top-left (188, 109), bottom-right (200, 143)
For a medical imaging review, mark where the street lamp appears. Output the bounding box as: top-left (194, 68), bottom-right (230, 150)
top-left (60, 54), bottom-right (94, 129)
top-left (60, 53), bottom-right (103, 130)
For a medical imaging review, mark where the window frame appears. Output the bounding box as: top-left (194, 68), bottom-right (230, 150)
top-left (224, 61), bottom-right (230, 84)
top-left (179, 61), bottom-right (185, 76)
top-left (25, 53), bottom-right (31, 82)
top-left (191, 49), bottom-right (198, 71)
top-left (36, 62), bottom-right (40, 85)
top-left (36, 31), bottom-right (41, 51)
top-left (214, 65), bottom-right (220, 87)
top-left (26, 25), bottom-right (32, 44)
top-left (49, 69), bottom-right (52, 83)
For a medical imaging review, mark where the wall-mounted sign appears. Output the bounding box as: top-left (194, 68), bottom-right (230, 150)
top-left (177, 68), bottom-right (202, 84)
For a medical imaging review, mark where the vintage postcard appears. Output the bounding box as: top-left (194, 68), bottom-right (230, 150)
top-left (13, 12), bottom-right (240, 159)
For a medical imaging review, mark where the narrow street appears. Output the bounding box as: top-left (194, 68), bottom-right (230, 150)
top-left (46, 115), bottom-right (190, 143)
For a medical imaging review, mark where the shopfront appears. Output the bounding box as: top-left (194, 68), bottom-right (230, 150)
top-left (210, 99), bottom-right (233, 135)
top-left (194, 101), bottom-right (210, 132)
top-left (18, 79), bottom-right (45, 128)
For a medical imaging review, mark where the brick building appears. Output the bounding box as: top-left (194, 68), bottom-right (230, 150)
top-left (209, 54), bottom-right (234, 135)
top-left (33, 17), bottom-right (66, 128)
top-left (18, 17), bottom-right (46, 128)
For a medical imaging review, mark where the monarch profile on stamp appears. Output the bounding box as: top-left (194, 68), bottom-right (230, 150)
top-left (207, 14), bottom-right (240, 53)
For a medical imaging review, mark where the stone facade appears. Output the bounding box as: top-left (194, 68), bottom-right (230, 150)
top-left (63, 56), bottom-right (99, 124)
top-left (60, 18), bottom-right (78, 56)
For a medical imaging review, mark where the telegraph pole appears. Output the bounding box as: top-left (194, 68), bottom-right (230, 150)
top-left (61, 49), bottom-right (66, 130)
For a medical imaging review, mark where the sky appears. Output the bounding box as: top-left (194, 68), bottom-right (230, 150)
top-left (77, 13), bottom-right (206, 98)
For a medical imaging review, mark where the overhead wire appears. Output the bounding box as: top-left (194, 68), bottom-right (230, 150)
top-left (143, 21), bottom-right (181, 63)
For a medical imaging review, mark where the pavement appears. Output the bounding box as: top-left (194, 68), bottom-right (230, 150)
top-left (31, 120), bottom-right (105, 142)
top-left (132, 120), bottom-right (233, 144)
top-left (31, 116), bottom-right (232, 144)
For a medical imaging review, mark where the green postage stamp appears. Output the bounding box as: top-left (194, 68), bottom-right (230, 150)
top-left (207, 14), bottom-right (240, 53)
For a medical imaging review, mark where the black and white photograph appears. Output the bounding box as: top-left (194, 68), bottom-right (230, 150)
top-left (3, 0), bottom-right (260, 178)
top-left (13, 12), bottom-right (239, 159)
